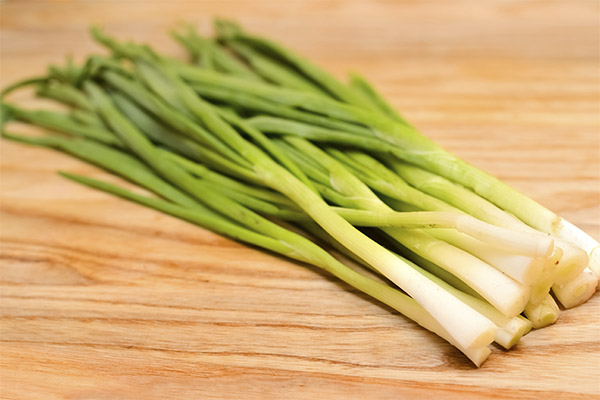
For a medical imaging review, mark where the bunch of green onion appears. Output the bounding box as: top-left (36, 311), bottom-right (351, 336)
top-left (1, 20), bottom-right (597, 367)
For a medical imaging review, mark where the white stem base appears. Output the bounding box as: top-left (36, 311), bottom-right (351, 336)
top-left (524, 294), bottom-right (559, 329)
top-left (556, 218), bottom-right (600, 281)
top-left (552, 267), bottom-right (598, 308)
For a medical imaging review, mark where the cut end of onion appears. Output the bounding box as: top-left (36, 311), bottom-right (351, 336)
top-left (588, 247), bottom-right (600, 281)
top-left (553, 241), bottom-right (589, 285)
top-left (495, 316), bottom-right (533, 350)
top-left (465, 346), bottom-right (492, 368)
top-left (525, 296), bottom-right (559, 329)
top-left (552, 268), bottom-right (598, 309)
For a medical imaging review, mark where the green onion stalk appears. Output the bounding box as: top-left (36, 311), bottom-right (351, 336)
top-left (274, 136), bottom-right (531, 316)
top-left (174, 22), bottom-right (596, 320)
top-left (2, 93), bottom-right (495, 366)
top-left (1, 21), bottom-right (597, 365)
top-left (173, 23), bottom-right (599, 290)
top-left (209, 20), bottom-right (599, 277)
top-left (62, 32), bottom-right (501, 354)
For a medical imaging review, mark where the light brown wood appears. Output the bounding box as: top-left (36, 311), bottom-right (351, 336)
top-left (1, 0), bottom-right (599, 398)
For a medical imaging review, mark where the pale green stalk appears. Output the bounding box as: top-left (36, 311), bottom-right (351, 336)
top-left (523, 247), bottom-right (563, 328)
top-left (84, 45), bottom-right (497, 350)
top-left (319, 220), bottom-right (530, 348)
top-left (316, 220), bottom-right (529, 349)
top-left (530, 248), bottom-right (564, 304)
top-left (176, 57), bottom-right (565, 238)
top-left (555, 221), bottom-right (600, 282)
top-left (525, 241), bottom-right (587, 321)
top-left (284, 137), bottom-right (529, 317)
top-left (406, 258), bottom-right (531, 349)
top-left (161, 150), bottom-right (295, 208)
top-left (524, 294), bottom-right (559, 329)
top-left (53, 136), bottom-right (488, 366)
top-left (552, 239), bottom-right (589, 285)
top-left (386, 160), bottom-right (523, 229)
top-left (215, 108), bottom-right (318, 193)
top-left (389, 159), bottom-right (589, 302)
top-left (146, 64), bottom-right (497, 349)
top-left (429, 229), bottom-right (546, 285)
top-left (345, 50), bottom-right (599, 287)
top-left (168, 151), bottom-right (547, 254)
top-left (331, 150), bottom-right (551, 256)
top-left (291, 144), bottom-right (552, 261)
top-left (338, 210), bottom-right (551, 258)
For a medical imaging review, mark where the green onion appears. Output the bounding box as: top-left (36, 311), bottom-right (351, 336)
top-left (2, 21), bottom-right (596, 367)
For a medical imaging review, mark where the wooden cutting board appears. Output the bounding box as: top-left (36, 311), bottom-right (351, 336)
top-left (1, 1), bottom-right (599, 398)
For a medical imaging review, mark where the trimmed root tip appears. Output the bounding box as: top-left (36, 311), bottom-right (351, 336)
top-left (525, 297), bottom-right (559, 329)
top-left (465, 346), bottom-right (492, 368)
top-left (553, 268), bottom-right (598, 309)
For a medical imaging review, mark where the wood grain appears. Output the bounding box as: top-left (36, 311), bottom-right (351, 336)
top-left (1, 0), bottom-right (599, 398)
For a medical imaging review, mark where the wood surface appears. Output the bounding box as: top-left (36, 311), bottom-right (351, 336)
top-left (1, 0), bottom-right (599, 398)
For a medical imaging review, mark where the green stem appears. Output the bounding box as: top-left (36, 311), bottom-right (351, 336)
top-left (214, 19), bottom-right (377, 111)
top-left (2, 102), bottom-right (121, 146)
top-left (36, 82), bottom-right (94, 110)
top-left (171, 27), bottom-right (262, 81)
top-left (60, 170), bottom-right (490, 365)
top-left (102, 70), bottom-right (251, 169)
top-left (225, 40), bottom-right (327, 95)
top-left (193, 85), bottom-right (373, 136)
top-left (348, 71), bottom-right (408, 124)
top-left (128, 53), bottom-right (497, 350)
top-left (2, 132), bottom-right (196, 208)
